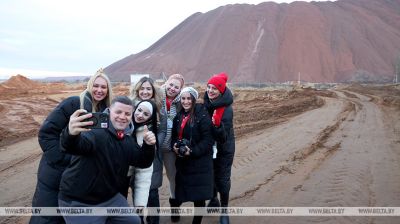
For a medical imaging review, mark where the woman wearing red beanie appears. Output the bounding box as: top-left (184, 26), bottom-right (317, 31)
top-left (203, 72), bottom-right (235, 224)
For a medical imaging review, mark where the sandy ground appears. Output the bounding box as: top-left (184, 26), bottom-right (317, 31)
top-left (0, 82), bottom-right (399, 224)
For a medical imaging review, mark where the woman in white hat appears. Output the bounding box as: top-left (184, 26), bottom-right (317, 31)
top-left (171, 87), bottom-right (214, 224)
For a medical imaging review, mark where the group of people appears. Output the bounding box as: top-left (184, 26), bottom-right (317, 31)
top-left (29, 69), bottom-right (235, 224)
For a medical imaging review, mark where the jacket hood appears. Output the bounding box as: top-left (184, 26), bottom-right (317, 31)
top-left (107, 119), bottom-right (135, 139)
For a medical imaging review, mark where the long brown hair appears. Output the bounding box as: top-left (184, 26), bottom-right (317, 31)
top-left (129, 76), bottom-right (162, 115)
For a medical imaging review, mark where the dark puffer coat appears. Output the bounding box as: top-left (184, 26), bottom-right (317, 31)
top-left (30, 93), bottom-right (106, 224)
top-left (171, 104), bottom-right (214, 203)
top-left (59, 125), bottom-right (155, 205)
top-left (203, 87), bottom-right (235, 195)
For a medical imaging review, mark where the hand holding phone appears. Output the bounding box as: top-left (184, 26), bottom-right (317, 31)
top-left (82, 112), bottom-right (109, 129)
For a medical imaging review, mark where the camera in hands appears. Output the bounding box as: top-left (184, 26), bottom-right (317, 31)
top-left (176, 139), bottom-right (190, 157)
top-left (83, 112), bottom-right (109, 129)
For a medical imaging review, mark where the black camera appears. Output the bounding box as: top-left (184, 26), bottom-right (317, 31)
top-left (176, 139), bottom-right (190, 157)
top-left (82, 112), bottom-right (109, 129)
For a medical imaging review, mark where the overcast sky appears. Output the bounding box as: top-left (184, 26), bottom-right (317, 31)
top-left (0, 0), bottom-right (332, 79)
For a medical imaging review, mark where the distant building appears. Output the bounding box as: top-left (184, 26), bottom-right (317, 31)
top-left (130, 74), bottom-right (150, 85)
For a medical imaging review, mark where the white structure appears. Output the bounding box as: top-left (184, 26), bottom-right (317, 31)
top-left (130, 74), bottom-right (150, 85)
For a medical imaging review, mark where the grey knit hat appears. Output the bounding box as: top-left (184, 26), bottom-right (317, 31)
top-left (179, 87), bottom-right (198, 100)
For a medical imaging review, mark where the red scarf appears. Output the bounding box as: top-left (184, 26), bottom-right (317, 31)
top-left (212, 107), bottom-right (225, 127)
top-left (178, 114), bottom-right (191, 140)
top-left (166, 98), bottom-right (172, 112)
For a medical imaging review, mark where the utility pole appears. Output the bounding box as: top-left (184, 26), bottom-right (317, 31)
top-left (396, 64), bottom-right (399, 83)
top-left (161, 72), bottom-right (167, 81)
top-left (298, 72), bottom-right (301, 86)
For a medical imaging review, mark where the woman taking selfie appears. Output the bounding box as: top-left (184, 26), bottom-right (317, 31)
top-left (30, 69), bottom-right (113, 224)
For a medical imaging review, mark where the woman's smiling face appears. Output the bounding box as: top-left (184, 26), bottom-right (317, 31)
top-left (138, 81), bottom-right (153, 100)
top-left (91, 77), bottom-right (108, 102)
top-left (134, 104), bottom-right (152, 123)
top-left (181, 92), bottom-right (193, 112)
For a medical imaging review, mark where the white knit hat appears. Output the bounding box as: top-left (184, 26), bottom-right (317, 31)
top-left (137, 101), bottom-right (153, 116)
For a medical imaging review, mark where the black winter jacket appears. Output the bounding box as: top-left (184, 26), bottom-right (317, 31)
top-left (59, 125), bottom-right (155, 205)
top-left (171, 104), bottom-right (214, 202)
top-left (31, 93), bottom-right (107, 209)
top-left (203, 88), bottom-right (235, 156)
top-left (38, 93), bottom-right (107, 168)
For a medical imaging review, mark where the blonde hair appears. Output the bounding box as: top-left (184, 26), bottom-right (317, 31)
top-left (129, 76), bottom-right (162, 115)
top-left (79, 68), bottom-right (113, 111)
top-left (166, 73), bottom-right (184, 88)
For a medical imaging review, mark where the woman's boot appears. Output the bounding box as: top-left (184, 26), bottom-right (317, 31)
top-left (207, 188), bottom-right (220, 207)
top-left (193, 200), bottom-right (206, 224)
top-left (207, 197), bottom-right (220, 208)
top-left (219, 192), bottom-right (230, 224)
top-left (192, 215), bottom-right (203, 224)
top-left (169, 198), bottom-right (181, 222)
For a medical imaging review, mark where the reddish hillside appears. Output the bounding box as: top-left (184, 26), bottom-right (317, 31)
top-left (105, 0), bottom-right (400, 83)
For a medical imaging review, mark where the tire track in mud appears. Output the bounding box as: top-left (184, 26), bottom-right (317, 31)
top-left (0, 138), bottom-right (42, 221)
top-left (230, 98), bottom-right (355, 203)
top-left (0, 151), bottom-right (42, 174)
top-left (0, 138), bottom-right (43, 176)
top-left (229, 90), bottom-right (399, 224)
top-left (0, 95), bottom-right (56, 224)
top-left (288, 101), bottom-right (355, 162)
top-left (0, 193), bottom-right (32, 224)
top-left (269, 91), bottom-right (400, 224)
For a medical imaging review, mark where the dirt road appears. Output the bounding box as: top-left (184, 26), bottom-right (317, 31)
top-left (0, 86), bottom-right (399, 224)
top-left (223, 90), bottom-right (400, 224)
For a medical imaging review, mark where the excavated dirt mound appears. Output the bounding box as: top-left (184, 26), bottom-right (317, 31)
top-left (1, 74), bottom-right (42, 89)
top-left (0, 76), bottom-right (80, 145)
top-left (0, 75), bottom-right (68, 100)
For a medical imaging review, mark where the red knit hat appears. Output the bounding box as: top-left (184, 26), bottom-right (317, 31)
top-left (207, 72), bottom-right (228, 93)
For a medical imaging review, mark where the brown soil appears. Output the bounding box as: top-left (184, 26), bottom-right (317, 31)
top-left (0, 78), bottom-right (399, 224)
top-left (344, 84), bottom-right (400, 109)
top-left (0, 75), bottom-right (78, 147)
top-left (1, 75), bottom-right (43, 89)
